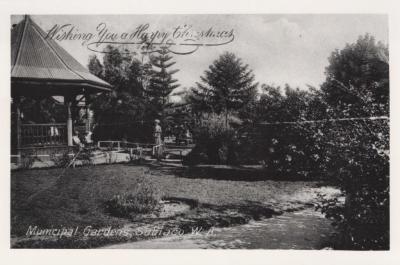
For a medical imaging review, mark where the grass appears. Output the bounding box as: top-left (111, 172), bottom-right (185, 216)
top-left (11, 163), bottom-right (328, 248)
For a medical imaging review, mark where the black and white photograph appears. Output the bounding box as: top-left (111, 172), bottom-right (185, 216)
top-left (7, 11), bottom-right (390, 252)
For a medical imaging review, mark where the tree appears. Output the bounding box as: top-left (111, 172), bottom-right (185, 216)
top-left (317, 34), bottom-right (389, 249)
top-left (321, 34), bottom-right (389, 117)
top-left (190, 52), bottom-right (258, 125)
top-left (243, 84), bottom-right (325, 171)
top-left (185, 52), bottom-right (257, 164)
top-left (88, 55), bottom-right (103, 78)
top-left (163, 91), bottom-right (194, 140)
top-left (17, 97), bottom-right (66, 123)
top-left (89, 46), bottom-right (149, 141)
top-left (145, 47), bottom-right (180, 124)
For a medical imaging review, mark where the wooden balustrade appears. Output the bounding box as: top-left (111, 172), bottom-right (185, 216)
top-left (20, 123), bottom-right (67, 147)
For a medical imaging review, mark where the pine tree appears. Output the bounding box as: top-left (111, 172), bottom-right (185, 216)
top-left (190, 52), bottom-right (258, 125)
top-left (146, 47), bottom-right (180, 122)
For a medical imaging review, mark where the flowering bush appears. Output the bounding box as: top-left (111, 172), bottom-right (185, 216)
top-left (105, 177), bottom-right (160, 217)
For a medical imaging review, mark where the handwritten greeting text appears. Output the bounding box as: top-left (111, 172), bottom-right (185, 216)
top-left (45, 23), bottom-right (235, 55)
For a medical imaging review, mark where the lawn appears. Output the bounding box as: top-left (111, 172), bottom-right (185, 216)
top-left (11, 163), bottom-right (336, 248)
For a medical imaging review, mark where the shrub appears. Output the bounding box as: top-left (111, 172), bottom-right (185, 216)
top-left (50, 151), bottom-right (73, 168)
top-left (185, 113), bottom-right (240, 165)
top-left (316, 119), bottom-right (389, 250)
top-left (105, 177), bottom-right (160, 218)
top-left (19, 151), bottom-right (38, 170)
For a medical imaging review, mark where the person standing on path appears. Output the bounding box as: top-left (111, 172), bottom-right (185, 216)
top-left (153, 119), bottom-right (163, 159)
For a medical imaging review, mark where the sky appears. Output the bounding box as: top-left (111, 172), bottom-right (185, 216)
top-left (11, 14), bottom-right (388, 94)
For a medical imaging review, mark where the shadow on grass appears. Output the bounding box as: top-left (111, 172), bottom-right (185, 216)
top-left (179, 166), bottom-right (321, 182)
top-left (12, 196), bottom-right (284, 249)
top-left (126, 161), bottom-right (322, 182)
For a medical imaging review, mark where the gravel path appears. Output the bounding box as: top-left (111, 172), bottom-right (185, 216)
top-left (102, 208), bottom-right (336, 249)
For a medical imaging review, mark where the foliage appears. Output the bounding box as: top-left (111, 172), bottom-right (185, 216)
top-left (186, 36), bottom-right (389, 249)
top-left (17, 97), bottom-right (66, 123)
top-left (104, 177), bottom-right (161, 217)
top-left (190, 52), bottom-right (258, 123)
top-left (88, 46), bottom-right (150, 142)
top-left (19, 151), bottom-right (39, 170)
top-left (145, 47), bottom-right (180, 123)
top-left (315, 34), bottom-right (389, 250)
top-left (247, 35), bottom-right (390, 249)
top-left (89, 45), bottom-right (183, 142)
top-left (186, 52), bottom-right (258, 164)
top-left (163, 101), bottom-right (193, 139)
top-left (184, 113), bottom-right (240, 165)
top-left (11, 32), bottom-right (389, 249)
top-left (77, 147), bottom-right (95, 166)
top-left (241, 84), bottom-right (325, 171)
top-left (321, 34), bottom-right (389, 117)
top-left (87, 55), bottom-right (103, 78)
top-left (50, 151), bottom-right (73, 168)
